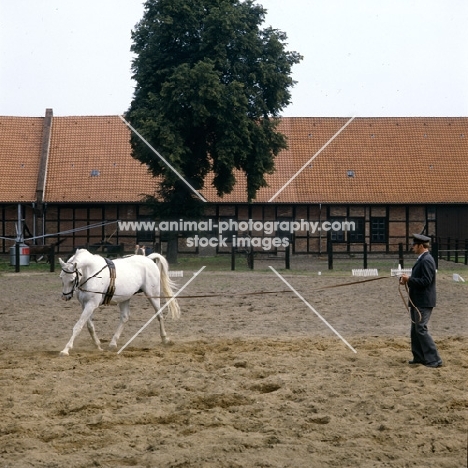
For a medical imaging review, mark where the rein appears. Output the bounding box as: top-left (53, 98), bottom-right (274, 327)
top-left (398, 281), bottom-right (422, 324)
top-left (75, 275), bottom-right (391, 299)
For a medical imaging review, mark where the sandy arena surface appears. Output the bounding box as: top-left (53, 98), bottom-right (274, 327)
top-left (0, 257), bottom-right (467, 467)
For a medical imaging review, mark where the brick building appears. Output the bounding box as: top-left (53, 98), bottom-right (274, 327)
top-left (1, 110), bottom-right (467, 256)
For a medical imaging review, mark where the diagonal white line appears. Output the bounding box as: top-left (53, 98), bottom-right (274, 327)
top-left (269, 266), bottom-right (357, 353)
top-left (119, 115), bottom-right (207, 202)
top-left (268, 116), bottom-right (356, 202)
top-left (117, 266), bottom-right (206, 354)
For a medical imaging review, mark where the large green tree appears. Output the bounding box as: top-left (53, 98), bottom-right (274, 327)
top-left (126, 0), bottom-right (302, 205)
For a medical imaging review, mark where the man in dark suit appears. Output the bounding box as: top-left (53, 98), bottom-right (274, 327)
top-left (399, 234), bottom-right (442, 368)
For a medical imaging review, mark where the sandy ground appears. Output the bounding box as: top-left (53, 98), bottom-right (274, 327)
top-left (0, 257), bottom-right (467, 468)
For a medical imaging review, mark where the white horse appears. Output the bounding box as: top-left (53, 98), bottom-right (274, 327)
top-left (58, 249), bottom-right (180, 356)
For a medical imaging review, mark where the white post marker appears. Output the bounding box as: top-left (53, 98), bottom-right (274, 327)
top-left (117, 266), bottom-right (206, 354)
top-left (269, 266), bottom-right (357, 353)
top-left (119, 115), bottom-right (207, 203)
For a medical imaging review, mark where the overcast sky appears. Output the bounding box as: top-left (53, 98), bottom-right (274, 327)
top-left (1, 0), bottom-right (467, 118)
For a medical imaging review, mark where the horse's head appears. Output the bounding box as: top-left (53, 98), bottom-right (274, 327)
top-left (59, 258), bottom-right (80, 301)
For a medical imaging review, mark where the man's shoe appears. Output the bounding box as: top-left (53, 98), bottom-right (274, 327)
top-left (425, 361), bottom-right (443, 368)
top-left (408, 360), bottom-right (423, 365)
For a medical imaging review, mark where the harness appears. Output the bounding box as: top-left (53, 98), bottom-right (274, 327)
top-left (102, 258), bottom-right (116, 306)
top-left (62, 258), bottom-right (116, 306)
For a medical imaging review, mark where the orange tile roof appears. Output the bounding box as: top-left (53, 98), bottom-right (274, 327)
top-left (45, 116), bottom-right (157, 203)
top-left (280, 117), bottom-right (468, 204)
top-left (0, 114), bottom-right (467, 205)
top-left (202, 117), bottom-right (468, 204)
top-left (0, 117), bottom-right (44, 202)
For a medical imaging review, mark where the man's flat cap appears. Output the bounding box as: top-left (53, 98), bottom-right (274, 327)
top-left (412, 233), bottom-right (431, 244)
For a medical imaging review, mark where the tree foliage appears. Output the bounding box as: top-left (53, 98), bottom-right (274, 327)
top-left (126, 0), bottom-right (302, 203)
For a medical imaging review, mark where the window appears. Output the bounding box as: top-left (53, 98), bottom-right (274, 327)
top-left (276, 217), bottom-right (292, 240)
top-left (329, 217), bottom-right (345, 242)
top-left (329, 217), bottom-right (364, 243)
top-left (371, 217), bottom-right (387, 242)
top-left (349, 217), bottom-right (364, 242)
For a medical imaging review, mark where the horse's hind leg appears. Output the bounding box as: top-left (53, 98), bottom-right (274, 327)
top-left (147, 297), bottom-right (171, 345)
top-left (109, 300), bottom-right (131, 350)
top-left (157, 314), bottom-right (170, 345)
top-left (86, 315), bottom-right (103, 351)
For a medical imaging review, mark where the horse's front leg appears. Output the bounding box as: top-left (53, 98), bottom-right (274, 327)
top-left (86, 314), bottom-right (103, 351)
top-left (60, 302), bottom-right (98, 356)
top-left (109, 300), bottom-right (131, 350)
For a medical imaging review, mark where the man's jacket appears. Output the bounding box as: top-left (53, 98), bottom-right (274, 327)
top-left (408, 251), bottom-right (437, 308)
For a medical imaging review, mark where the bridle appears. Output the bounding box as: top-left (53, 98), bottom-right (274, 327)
top-left (61, 264), bottom-right (81, 298)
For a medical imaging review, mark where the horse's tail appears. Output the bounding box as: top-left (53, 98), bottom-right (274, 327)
top-left (147, 253), bottom-right (181, 320)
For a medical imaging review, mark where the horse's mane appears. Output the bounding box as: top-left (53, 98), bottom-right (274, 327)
top-left (67, 248), bottom-right (94, 264)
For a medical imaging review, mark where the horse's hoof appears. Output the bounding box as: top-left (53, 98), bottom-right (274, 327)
top-left (108, 344), bottom-right (117, 351)
top-left (59, 350), bottom-right (69, 357)
top-left (162, 339), bottom-right (174, 347)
